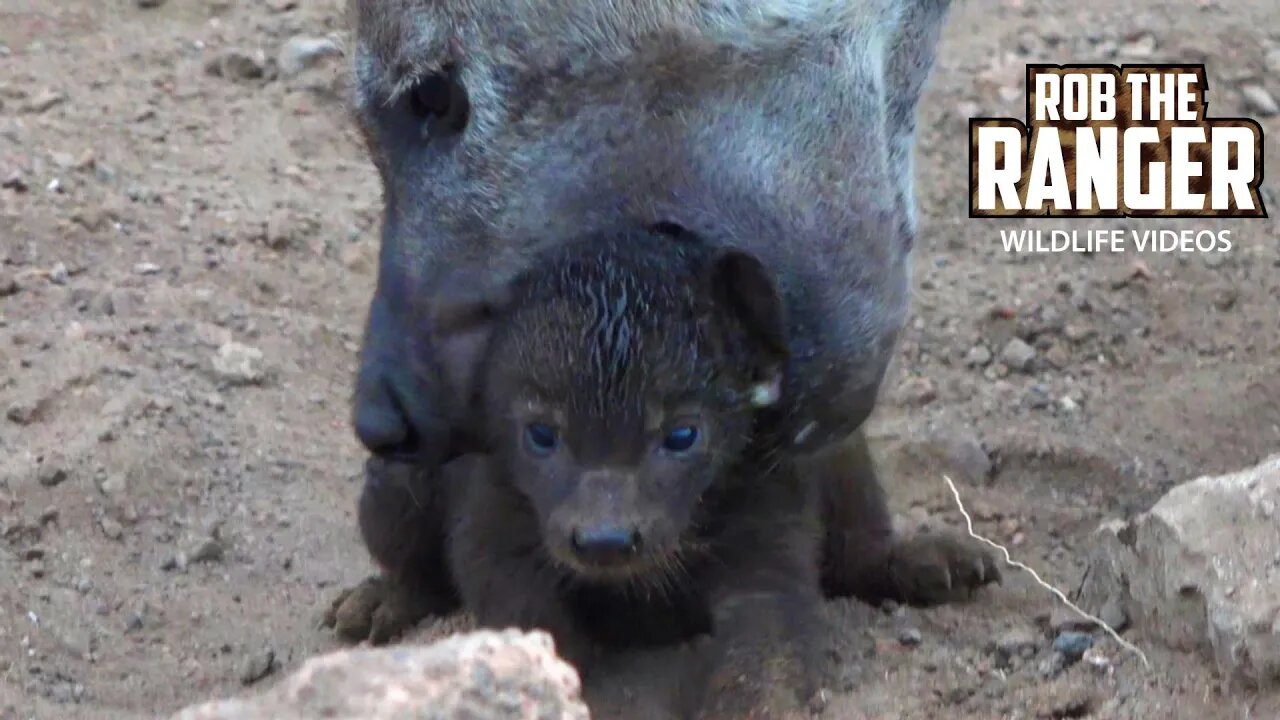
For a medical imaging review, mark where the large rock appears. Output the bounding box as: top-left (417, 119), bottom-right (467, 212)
top-left (1077, 454), bottom-right (1280, 689)
top-left (172, 629), bottom-right (590, 720)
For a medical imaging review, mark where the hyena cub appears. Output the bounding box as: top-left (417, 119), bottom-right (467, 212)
top-left (331, 227), bottom-right (826, 716)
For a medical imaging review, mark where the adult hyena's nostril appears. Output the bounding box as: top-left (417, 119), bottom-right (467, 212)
top-left (570, 525), bottom-right (641, 564)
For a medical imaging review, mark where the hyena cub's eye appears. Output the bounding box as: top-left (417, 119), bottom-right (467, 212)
top-left (661, 425), bottom-right (700, 454)
top-left (407, 66), bottom-right (470, 135)
top-left (523, 423), bottom-right (559, 457)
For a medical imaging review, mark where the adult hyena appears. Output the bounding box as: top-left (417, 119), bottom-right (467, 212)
top-left (332, 0), bottom-right (994, 657)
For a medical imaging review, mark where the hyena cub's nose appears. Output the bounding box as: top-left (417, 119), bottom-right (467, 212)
top-left (570, 525), bottom-right (641, 563)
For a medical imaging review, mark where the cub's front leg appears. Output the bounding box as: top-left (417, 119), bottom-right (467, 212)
top-left (689, 485), bottom-right (825, 720)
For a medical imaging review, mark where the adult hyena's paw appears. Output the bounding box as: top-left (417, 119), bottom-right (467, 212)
top-left (888, 531), bottom-right (1002, 606)
top-left (321, 575), bottom-right (437, 645)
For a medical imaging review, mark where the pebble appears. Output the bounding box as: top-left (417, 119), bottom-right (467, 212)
top-left (994, 627), bottom-right (1039, 665)
top-left (1119, 32), bottom-right (1157, 58)
top-left (133, 262), bottom-right (161, 275)
top-left (206, 49), bottom-right (268, 81)
top-left (1052, 631), bottom-right (1094, 664)
top-left (999, 338), bottom-right (1036, 373)
top-left (898, 376), bottom-right (937, 406)
top-left (0, 272), bottom-right (17, 296)
top-left (965, 345), bottom-right (993, 368)
top-left (1240, 84), bottom-right (1278, 116)
top-left (1212, 288), bottom-right (1238, 311)
top-left (49, 262), bottom-right (70, 285)
top-left (1063, 323), bottom-right (1094, 343)
top-left (1037, 651), bottom-right (1068, 678)
top-left (240, 648), bottom-right (276, 685)
top-left (2, 171), bottom-right (27, 192)
top-left (211, 342), bottom-right (267, 385)
top-left (37, 462), bottom-right (68, 487)
top-left (99, 517), bottom-right (123, 541)
top-left (190, 538), bottom-right (225, 564)
top-left (264, 209), bottom-right (302, 250)
top-left (277, 35), bottom-right (343, 77)
top-left (898, 628), bottom-right (922, 647)
top-left (98, 474), bottom-right (127, 498)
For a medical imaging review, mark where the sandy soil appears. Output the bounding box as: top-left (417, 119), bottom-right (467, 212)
top-left (1, 0), bottom-right (1277, 718)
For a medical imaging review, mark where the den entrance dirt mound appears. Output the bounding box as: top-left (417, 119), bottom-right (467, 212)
top-left (1, 0), bottom-right (1278, 718)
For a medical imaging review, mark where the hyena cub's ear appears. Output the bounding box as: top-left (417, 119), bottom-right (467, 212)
top-left (706, 249), bottom-right (789, 408)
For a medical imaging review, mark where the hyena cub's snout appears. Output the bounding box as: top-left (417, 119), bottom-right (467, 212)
top-left (544, 470), bottom-right (679, 573)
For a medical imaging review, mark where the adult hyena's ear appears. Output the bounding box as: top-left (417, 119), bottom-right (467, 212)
top-left (423, 269), bottom-right (517, 453)
top-left (707, 249), bottom-right (789, 408)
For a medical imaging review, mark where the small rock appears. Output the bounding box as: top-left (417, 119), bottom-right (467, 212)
top-left (1058, 395), bottom-right (1079, 413)
top-left (0, 272), bottom-right (17, 297)
top-left (1063, 323), bottom-right (1095, 343)
top-left (1212, 288), bottom-right (1238, 311)
top-left (898, 628), bottom-right (922, 647)
top-left (277, 35), bottom-right (343, 77)
top-left (7, 397), bottom-right (40, 425)
top-left (175, 630), bottom-right (588, 720)
top-left (212, 342), bottom-right (267, 385)
top-left (1042, 343), bottom-right (1069, 369)
top-left (1082, 646), bottom-right (1112, 676)
top-left (99, 517), bottom-right (123, 541)
top-left (1240, 84), bottom-right (1278, 116)
top-left (338, 241), bottom-right (373, 272)
top-left (999, 338), bottom-right (1036, 373)
top-left (98, 474), bottom-right (128, 497)
top-left (965, 345), bottom-right (993, 368)
top-left (1024, 384), bottom-right (1051, 409)
top-left (137, 0), bottom-right (165, 7)
top-left (49, 262), bottom-right (70, 285)
top-left (898, 376), bottom-right (937, 406)
top-left (1119, 31), bottom-right (1157, 58)
top-left (190, 538), bottom-right (225, 564)
top-left (2, 171), bottom-right (27, 193)
top-left (264, 209), bottom-right (301, 250)
top-left (37, 462), bottom-right (68, 487)
top-left (1053, 631), bottom-right (1094, 664)
top-left (206, 49), bottom-right (268, 81)
top-left (994, 627), bottom-right (1039, 664)
top-left (240, 649), bottom-right (277, 685)
top-left (1077, 455), bottom-right (1280, 689)
top-left (1037, 652), bottom-right (1067, 679)
top-left (133, 262), bottom-right (161, 275)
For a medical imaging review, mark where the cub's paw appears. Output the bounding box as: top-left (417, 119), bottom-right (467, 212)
top-left (888, 531), bottom-right (1002, 606)
top-left (321, 576), bottom-right (436, 645)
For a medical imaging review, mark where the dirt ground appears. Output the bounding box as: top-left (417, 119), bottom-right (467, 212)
top-left (1, 0), bottom-right (1277, 718)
